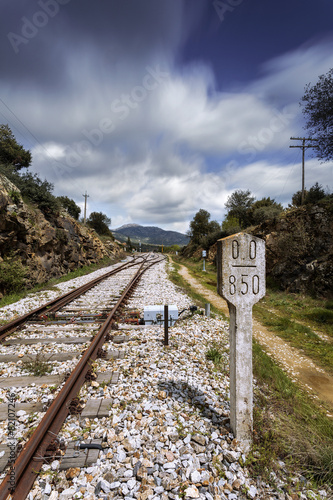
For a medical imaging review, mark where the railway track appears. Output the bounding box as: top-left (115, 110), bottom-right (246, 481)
top-left (0, 253), bottom-right (165, 499)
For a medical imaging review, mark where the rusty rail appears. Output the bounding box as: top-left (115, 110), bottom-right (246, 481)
top-left (0, 256), bottom-right (146, 341)
top-left (0, 254), bottom-right (164, 499)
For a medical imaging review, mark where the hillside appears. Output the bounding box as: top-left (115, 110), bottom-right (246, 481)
top-left (113, 224), bottom-right (189, 246)
top-left (0, 174), bottom-right (123, 297)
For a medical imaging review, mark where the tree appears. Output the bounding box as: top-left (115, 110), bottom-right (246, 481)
top-left (249, 197), bottom-right (283, 225)
top-left (291, 182), bottom-right (327, 207)
top-left (188, 209), bottom-right (221, 248)
top-left (57, 196), bottom-right (81, 220)
top-left (87, 212), bottom-right (112, 236)
top-left (301, 68), bottom-right (333, 162)
top-left (126, 236), bottom-right (133, 251)
top-left (221, 215), bottom-right (242, 235)
top-left (17, 171), bottom-right (59, 214)
top-left (224, 189), bottom-right (255, 228)
top-left (0, 124), bottom-right (31, 170)
top-left (189, 209), bottom-right (210, 244)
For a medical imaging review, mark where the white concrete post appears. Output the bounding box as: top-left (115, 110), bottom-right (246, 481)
top-left (217, 233), bottom-right (265, 448)
top-left (202, 250), bottom-right (207, 272)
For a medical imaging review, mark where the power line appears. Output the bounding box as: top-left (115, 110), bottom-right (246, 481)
top-left (289, 137), bottom-right (319, 204)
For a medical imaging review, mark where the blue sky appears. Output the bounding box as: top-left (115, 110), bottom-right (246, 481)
top-left (1, 0), bottom-right (332, 232)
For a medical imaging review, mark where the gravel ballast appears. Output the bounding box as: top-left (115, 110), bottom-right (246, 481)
top-left (0, 258), bottom-right (329, 500)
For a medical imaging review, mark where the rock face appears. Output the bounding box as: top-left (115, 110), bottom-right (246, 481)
top-left (251, 203), bottom-right (333, 297)
top-left (0, 174), bottom-right (122, 292)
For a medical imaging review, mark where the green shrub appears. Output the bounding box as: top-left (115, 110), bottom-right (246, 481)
top-left (0, 164), bottom-right (59, 215)
top-left (0, 259), bottom-right (27, 294)
top-left (9, 189), bottom-right (21, 204)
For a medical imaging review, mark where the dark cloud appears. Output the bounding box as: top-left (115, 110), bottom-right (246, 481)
top-left (1, 0), bottom-right (185, 89)
top-left (0, 0), bottom-right (332, 231)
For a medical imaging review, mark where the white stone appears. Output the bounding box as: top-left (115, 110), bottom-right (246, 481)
top-left (59, 487), bottom-right (77, 499)
top-left (51, 460), bottom-right (60, 470)
top-left (248, 485), bottom-right (258, 498)
top-left (190, 470), bottom-right (201, 483)
top-left (163, 461), bottom-right (176, 470)
top-left (127, 479), bottom-right (137, 490)
top-left (44, 482), bottom-right (52, 495)
top-left (110, 481), bottom-right (121, 489)
top-left (184, 485), bottom-right (200, 498)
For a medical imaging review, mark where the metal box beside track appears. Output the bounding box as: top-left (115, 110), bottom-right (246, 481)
top-left (143, 305), bottom-right (178, 326)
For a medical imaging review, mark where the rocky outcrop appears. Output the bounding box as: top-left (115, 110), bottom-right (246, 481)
top-left (251, 203), bottom-right (333, 297)
top-left (195, 202), bottom-right (333, 298)
top-left (0, 174), bottom-right (123, 292)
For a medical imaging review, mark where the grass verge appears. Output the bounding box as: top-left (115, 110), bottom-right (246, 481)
top-left (254, 304), bottom-right (333, 375)
top-left (251, 341), bottom-right (333, 488)
top-left (173, 255), bottom-right (333, 375)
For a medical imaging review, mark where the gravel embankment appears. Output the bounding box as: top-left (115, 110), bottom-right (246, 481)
top-left (0, 258), bottom-right (329, 500)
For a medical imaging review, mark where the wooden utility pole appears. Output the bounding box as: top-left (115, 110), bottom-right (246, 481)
top-left (290, 137), bottom-right (319, 204)
top-left (82, 191), bottom-right (89, 224)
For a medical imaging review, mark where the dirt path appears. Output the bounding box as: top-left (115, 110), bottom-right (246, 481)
top-left (176, 263), bottom-right (333, 412)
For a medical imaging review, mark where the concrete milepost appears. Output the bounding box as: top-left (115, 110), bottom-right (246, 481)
top-left (217, 233), bottom-right (265, 449)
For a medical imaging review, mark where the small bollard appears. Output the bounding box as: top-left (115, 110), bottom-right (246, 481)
top-left (217, 232), bottom-right (265, 449)
top-left (202, 250), bottom-right (207, 272)
top-left (205, 303), bottom-right (210, 318)
top-left (164, 304), bottom-right (169, 346)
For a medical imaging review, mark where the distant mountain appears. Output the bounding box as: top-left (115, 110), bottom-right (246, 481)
top-left (113, 224), bottom-right (189, 246)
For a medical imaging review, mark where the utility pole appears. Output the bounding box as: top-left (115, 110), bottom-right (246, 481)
top-left (82, 191), bottom-right (89, 224)
top-left (290, 137), bottom-right (319, 204)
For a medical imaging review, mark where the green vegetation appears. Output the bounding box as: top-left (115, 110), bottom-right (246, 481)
top-left (223, 189), bottom-right (255, 228)
top-left (186, 192), bottom-right (284, 254)
top-left (8, 189), bottom-right (21, 204)
top-left (22, 354), bottom-right (53, 377)
top-left (301, 67), bottom-right (333, 163)
top-left (0, 255), bottom-right (117, 307)
top-left (0, 258), bottom-right (27, 295)
top-left (291, 182), bottom-right (331, 207)
top-left (251, 342), bottom-right (333, 488)
top-left (205, 341), bottom-right (228, 373)
top-left (223, 190), bottom-right (283, 231)
top-left (188, 208), bottom-right (221, 246)
top-left (87, 211), bottom-right (113, 237)
top-left (57, 195), bottom-right (81, 220)
top-left (255, 291), bottom-right (333, 374)
top-left (0, 163), bottom-right (60, 215)
top-left (0, 124), bottom-right (31, 170)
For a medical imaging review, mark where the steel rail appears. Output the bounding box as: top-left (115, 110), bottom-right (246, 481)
top-left (0, 255), bottom-right (163, 500)
top-left (0, 256), bottom-right (146, 341)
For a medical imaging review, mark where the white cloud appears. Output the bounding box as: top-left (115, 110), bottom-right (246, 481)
top-left (4, 35), bottom-right (333, 233)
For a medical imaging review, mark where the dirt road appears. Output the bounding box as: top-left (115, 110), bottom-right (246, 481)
top-left (176, 263), bottom-right (333, 412)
